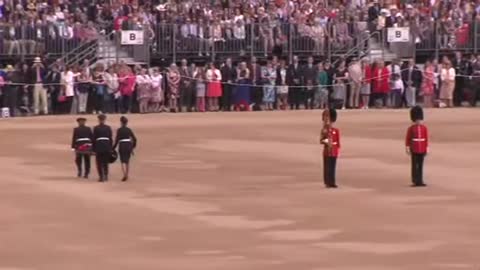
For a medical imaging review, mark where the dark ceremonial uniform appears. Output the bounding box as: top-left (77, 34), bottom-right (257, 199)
top-left (405, 106), bottom-right (429, 187)
top-left (113, 127), bottom-right (137, 164)
top-left (71, 125), bottom-right (93, 178)
top-left (321, 109), bottom-right (341, 188)
top-left (93, 123), bottom-right (113, 181)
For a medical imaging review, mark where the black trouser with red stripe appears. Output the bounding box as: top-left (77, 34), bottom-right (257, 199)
top-left (75, 153), bottom-right (91, 177)
top-left (96, 152), bottom-right (110, 181)
top-left (411, 153), bottom-right (426, 186)
top-left (323, 156), bottom-right (337, 187)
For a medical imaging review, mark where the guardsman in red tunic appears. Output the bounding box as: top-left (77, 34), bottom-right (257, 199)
top-left (405, 106), bottom-right (429, 187)
top-left (320, 109), bottom-right (341, 188)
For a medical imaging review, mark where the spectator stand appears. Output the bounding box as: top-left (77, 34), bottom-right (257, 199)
top-left (0, 21), bottom-right (100, 64)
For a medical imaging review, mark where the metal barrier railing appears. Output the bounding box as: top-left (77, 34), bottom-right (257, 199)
top-left (3, 20), bottom-right (479, 63)
top-left (149, 21), bottom-right (480, 61)
top-left (0, 23), bottom-right (99, 61)
top-left (150, 22), bottom-right (394, 61)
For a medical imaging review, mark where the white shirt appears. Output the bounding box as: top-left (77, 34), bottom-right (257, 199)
top-left (62, 71), bottom-right (76, 97)
top-left (151, 74), bottom-right (163, 89)
top-left (104, 73), bottom-right (119, 93)
top-left (441, 68), bottom-right (456, 81)
top-left (392, 79), bottom-right (404, 92)
top-left (136, 74), bottom-right (152, 85)
top-left (387, 64), bottom-right (401, 77)
top-left (206, 69), bottom-right (221, 81)
top-left (233, 24), bottom-right (246, 39)
top-left (180, 24), bottom-right (189, 38)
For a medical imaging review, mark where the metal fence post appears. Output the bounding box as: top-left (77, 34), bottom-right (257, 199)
top-left (115, 31), bottom-right (119, 65)
top-left (288, 23), bottom-right (293, 63)
top-left (21, 26), bottom-right (25, 62)
top-left (211, 36), bottom-right (215, 63)
top-left (474, 19), bottom-right (478, 54)
top-left (250, 23), bottom-right (254, 58)
top-left (62, 39), bottom-right (66, 65)
top-left (145, 27), bottom-right (151, 67)
top-left (367, 30), bottom-right (372, 62)
top-left (327, 24), bottom-right (332, 62)
top-left (172, 24), bottom-right (177, 64)
top-left (434, 20), bottom-right (439, 60)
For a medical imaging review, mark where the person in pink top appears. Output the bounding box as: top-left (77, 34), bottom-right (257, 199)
top-left (118, 65), bottom-right (136, 114)
top-left (421, 60), bottom-right (435, 108)
top-left (206, 62), bottom-right (222, 111)
top-left (167, 64), bottom-right (181, 113)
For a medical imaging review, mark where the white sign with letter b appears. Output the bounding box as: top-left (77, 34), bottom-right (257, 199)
top-left (121, 30), bottom-right (145, 45)
top-left (387, 27), bottom-right (410, 42)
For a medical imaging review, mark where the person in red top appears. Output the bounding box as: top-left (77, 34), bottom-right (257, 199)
top-left (405, 106), bottom-right (429, 187)
top-left (320, 109), bottom-right (341, 188)
top-left (360, 59), bottom-right (373, 109)
top-left (372, 60), bottom-right (390, 108)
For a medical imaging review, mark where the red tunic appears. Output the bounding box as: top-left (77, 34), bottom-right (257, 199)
top-left (405, 124), bottom-right (429, 154)
top-left (323, 127), bottom-right (341, 157)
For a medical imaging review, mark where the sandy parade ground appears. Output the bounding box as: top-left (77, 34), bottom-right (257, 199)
top-left (0, 109), bottom-right (480, 270)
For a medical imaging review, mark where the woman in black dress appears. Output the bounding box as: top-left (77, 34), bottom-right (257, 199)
top-left (113, 116), bottom-right (137, 181)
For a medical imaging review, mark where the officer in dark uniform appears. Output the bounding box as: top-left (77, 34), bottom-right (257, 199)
top-left (113, 116), bottom-right (137, 181)
top-left (93, 114), bottom-right (113, 182)
top-left (71, 117), bottom-right (93, 178)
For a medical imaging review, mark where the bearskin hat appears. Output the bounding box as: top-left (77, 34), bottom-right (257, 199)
top-left (329, 108), bottom-right (337, 123)
top-left (322, 109), bottom-right (338, 123)
top-left (410, 105), bottom-right (424, 122)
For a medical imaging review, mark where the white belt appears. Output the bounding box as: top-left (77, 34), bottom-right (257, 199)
top-left (76, 138), bottom-right (91, 142)
top-left (331, 142), bottom-right (338, 145)
top-left (412, 138), bottom-right (425, 141)
top-left (119, 139), bottom-right (131, 143)
top-left (96, 137), bottom-right (110, 141)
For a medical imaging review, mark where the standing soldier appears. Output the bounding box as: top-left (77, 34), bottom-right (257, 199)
top-left (71, 117), bottom-right (93, 179)
top-left (113, 116), bottom-right (137, 182)
top-left (93, 114), bottom-right (113, 182)
top-left (405, 106), bottom-right (429, 187)
top-left (320, 109), bottom-right (341, 188)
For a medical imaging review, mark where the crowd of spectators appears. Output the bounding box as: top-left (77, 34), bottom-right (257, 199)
top-left (127, 0), bottom-right (480, 57)
top-left (1, 0), bottom-right (480, 118)
top-left (1, 52), bottom-right (480, 118)
top-left (0, 0), bottom-right (99, 57)
top-left (1, 0), bottom-right (479, 59)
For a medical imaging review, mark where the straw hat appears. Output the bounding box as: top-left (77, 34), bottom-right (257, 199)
top-left (5, 65), bottom-right (14, 72)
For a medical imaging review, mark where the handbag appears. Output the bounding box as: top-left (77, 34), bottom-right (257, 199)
top-left (57, 90), bottom-right (66, 102)
top-left (332, 82), bottom-right (346, 100)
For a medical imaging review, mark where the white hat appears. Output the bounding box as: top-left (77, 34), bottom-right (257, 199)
top-left (33, 57), bottom-right (41, 63)
top-left (380, 9), bottom-right (390, 16)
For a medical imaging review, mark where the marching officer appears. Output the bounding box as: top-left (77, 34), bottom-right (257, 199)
top-left (113, 116), bottom-right (138, 182)
top-left (93, 114), bottom-right (113, 182)
top-left (71, 117), bottom-right (93, 178)
top-left (405, 106), bottom-right (429, 187)
top-left (320, 108), bottom-right (341, 188)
